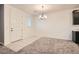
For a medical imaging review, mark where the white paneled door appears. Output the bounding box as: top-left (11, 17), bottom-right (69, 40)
top-left (10, 8), bottom-right (23, 43)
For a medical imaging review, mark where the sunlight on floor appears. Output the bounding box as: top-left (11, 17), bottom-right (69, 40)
top-left (6, 36), bottom-right (40, 52)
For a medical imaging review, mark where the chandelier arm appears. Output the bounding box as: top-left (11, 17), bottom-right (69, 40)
top-left (39, 4), bottom-right (47, 20)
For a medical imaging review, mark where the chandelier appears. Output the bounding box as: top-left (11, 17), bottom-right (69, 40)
top-left (39, 5), bottom-right (47, 20)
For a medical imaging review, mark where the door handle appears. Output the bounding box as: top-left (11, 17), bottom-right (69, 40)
top-left (10, 28), bottom-right (14, 32)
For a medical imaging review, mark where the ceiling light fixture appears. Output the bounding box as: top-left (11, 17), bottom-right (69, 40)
top-left (39, 5), bottom-right (47, 20)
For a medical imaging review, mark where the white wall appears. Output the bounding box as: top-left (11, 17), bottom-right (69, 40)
top-left (4, 5), bottom-right (79, 46)
top-left (35, 8), bottom-right (79, 40)
top-left (4, 5), bottom-right (35, 46)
